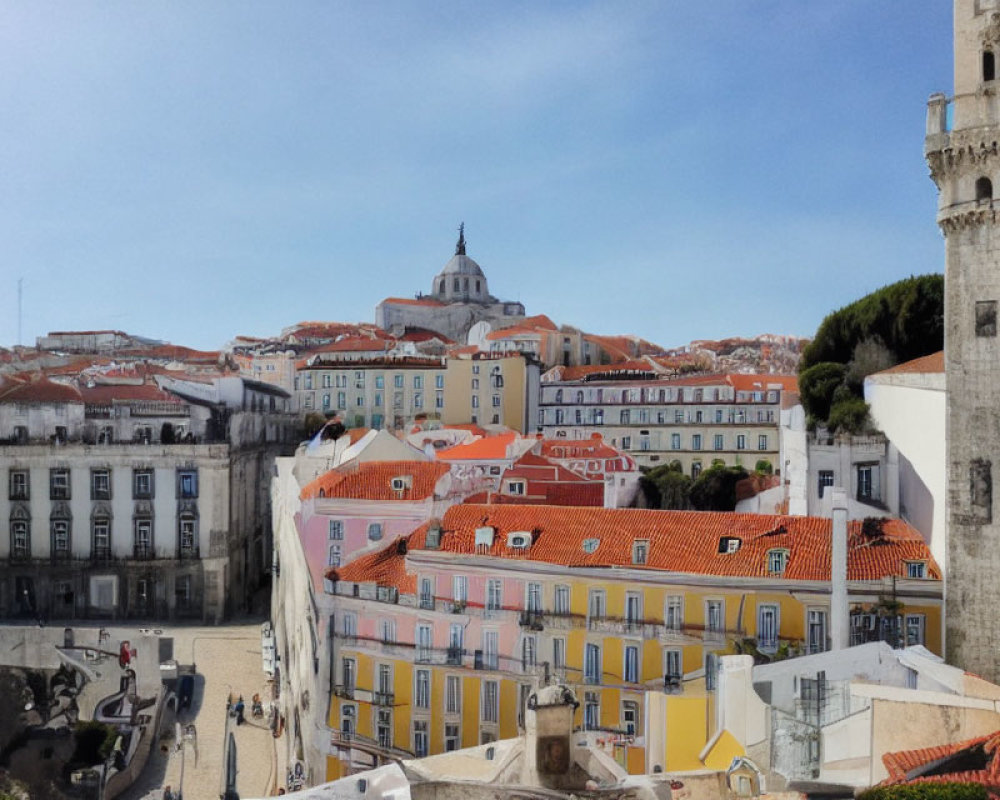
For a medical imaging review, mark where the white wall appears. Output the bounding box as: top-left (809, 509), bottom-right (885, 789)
top-left (864, 373), bottom-right (946, 571)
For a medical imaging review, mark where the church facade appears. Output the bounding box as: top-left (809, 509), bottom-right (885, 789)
top-left (375, 225), bottom-right (525, 343)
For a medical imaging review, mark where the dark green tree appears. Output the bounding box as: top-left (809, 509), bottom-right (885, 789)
top-left (689, 464), bottom-right (749, 511)
top-left (640, 462), bottom-right (693, 510)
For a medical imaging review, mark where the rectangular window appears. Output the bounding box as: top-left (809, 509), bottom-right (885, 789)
top-left (758, 434), bottom-right (768, 450)
top-left (446, 675), bottom-right (461, 714)
top-left (706, 600), bottom-right (724, 637)
top-left (453, 575), bottom-right (467, 605)
top-left (9, 469), bottom-right (29, 501)
top-left (522, 635), bottom-right (537, 671)
top-left (11, 520), bottom-right (29, 558)
top-left (52, 520), bottom-right (69, 555)
top-left (328, 520), bottom-right (343, 540)
top-left (692, 434), bottom-right (702, 450)
top-left (807, 609), bottom-right (828, 654)
top-left (50, 468), bottom-right (70, 500)
top-left (857, 463), bottom-right (880, 502)
top-left (413, 375), bottom-right (423, 389)
top-left (624, 645), bottom-right (639, 683)
top-left (416, 624), bottom-right (432, 662)
top-left (435, 374), bottom-right (444, 389)
top-left (134, 518), bottom-right (152, 557)
top-left (905, 614), bottom-right (926, 646)
top-left (341, 704), bottom-right (356, 737)
top-left (665, 596), bottom-right (683, 631)
top-left (976, 300), bottom-right (998, 337)
top-left (177, 470), bottom-right (198, 498)
top-left (482, 630), bottom-right (499, 670)
top-left (482, 680), bottom-right (499, 723)
top-left (554, 584), bottom-right (570, 615)
top-left (343, 612), bottom-right (358, 638)
top-left (133, 469), bottom-right (153, 499)
top-left (736, 434), bottom-right (746, 450)
top-left (714, 434), bottom-right (724, 451)
top-left (381, 619), bottom-right (396, 643)
top-left (90, 469), bottom-right (111, 500)
top-left (621, 435), bottom-right (631, 450)
top-left (584, 692), bottom-right (600, 730)
top-left (584, 643), bottom-right (601, 684)
top-left (328, 544), bottom-right (341, 567)
top-left (472, 395), bottom-right (479, 408)
top-left (818, 470), bottom-right (835, 498)
top-left (622, 701), bottom-right (639, 736)
top-left (553, 638), bottom-right (566, 670)
top-left (375, 375), bottom-right (384, 389)
top-left (420, 577), bottom-right (434, 610)
top-left (757, 604), bottom-right (779, 652)
top-left (670, 433), bottom-right (681, 450)
top-left (415, 669), bottom-right (430, 709)
top-left (632, 540), bottom-right (648, 565)
top-left (435, 391), bottom-right (444, 409)
top-left (92, 518), bottom-right (111, 559)
top-left (486, 579), bottom-right (502, 617)
top-left (377, 663), bottom-right (391, 695)
top-left (377, 710), bottom-right (391, 748)
top-left (906, 561), bottom-right (927, 579)
top-left (526, 582), bottom-right (542, 613)
top-left (337, 391), bottom-right (346, 409)
top-left (588, 589), bottom-right (606, 624)
top-left (445, 723), bottom-right (460, 752)
top-left (342, 658), bottom-right (356, 692)
top-left (665, 648), bottom-right (682, 682)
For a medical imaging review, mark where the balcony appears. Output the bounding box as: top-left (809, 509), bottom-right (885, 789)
top-left (178, 546), bottom-right (200, 561)
top-left (372, 691), bottom-right (394, 707)
top-left (446, 647), bottom-right (464, 666)
top-left (91, 547), bottom-right (112, 564)
top-left (133, 544), bottom-right (154, 560)
top-left (519, 610), bottom-right (544, 630)
top-left (332, 684), bottom-right (355, 700)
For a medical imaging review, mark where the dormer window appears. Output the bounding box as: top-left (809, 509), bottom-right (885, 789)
top-left (633, 540), bottom-right (649, 565)
top-left (906, 561), bottom-right (927, 579)
top-left (506, 531), bottom-right (531, 550)
top-left (718, 536), bottom-right (741, 554)
top-left (767, 549), bottom-right (789, 575)
top-left (390, 476), bottom-right (412, 492)
top-left (582, 538), bottom-right (600, 554)
top-left (505, 480), bottom-right (525, 496)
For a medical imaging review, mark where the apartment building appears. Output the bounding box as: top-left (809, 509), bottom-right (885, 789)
top-left (294, 354), bottom-right (539, 433)
top-left (539, 373), bottom-right (797, 475)
top-left (0, 373), bottom-right (296, 621)
top-left (323, 503), bottom-right (940, 780)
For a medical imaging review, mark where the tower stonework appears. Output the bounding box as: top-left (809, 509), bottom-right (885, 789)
top-left (926, 0), bottom-right (1000, 681)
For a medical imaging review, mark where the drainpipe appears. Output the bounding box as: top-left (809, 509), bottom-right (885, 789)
top-left (830, 488), bottom-right (849, 651)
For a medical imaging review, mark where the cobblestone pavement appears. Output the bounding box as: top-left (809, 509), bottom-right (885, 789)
top-left (115, 622), bottom-right (288, 800)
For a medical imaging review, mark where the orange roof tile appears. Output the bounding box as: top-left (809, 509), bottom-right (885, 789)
top-left (435, 431), bottom-right (518, 461)
top-left (330, 538), bottom-right (418, 594)
top-left (881, 731), bottom-right (1000, 787)
top-left (0, 376), bottom-right (83, 404)
top-left (331, 505), bottom-right (940, 589)
top-left (300, 460), bottom-right (449, 501)
top-left (873, 351), bottom-right (945, 376)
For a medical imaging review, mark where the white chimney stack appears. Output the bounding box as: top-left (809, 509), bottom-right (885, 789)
top-left (830, 488), bottom-right (849, 650)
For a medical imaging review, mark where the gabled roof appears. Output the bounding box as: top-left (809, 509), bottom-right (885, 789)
top-left (300, 460), bottom-right (449, 501)
top-left (435, 431), bottom-right (518, 461)
top-left (328, 504), bottom-right (940, 588)
top-left (0, 375), bottom-right (83, 404)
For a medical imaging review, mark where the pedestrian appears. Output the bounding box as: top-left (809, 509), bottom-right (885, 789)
top-left (235, 695), bottom-right (245, 725)
top-left (162, 785), bottom-right (175, 800)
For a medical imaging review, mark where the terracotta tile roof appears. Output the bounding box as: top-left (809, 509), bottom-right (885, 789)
top-left (435, 432), bottom-right (518, 461)
top-left (550, 360), bottom-right (661, 381)
top-left (399, 327), bottom-right (455, 344)
top-left (380, 296), bottom-right (445, 307)
top-left (537, 435), bottom-right (624, 462)
top-left (300, 460), bottom-right (449, 501)
top-left (329, 538), bottom-right (418, 594)
top-left (0, 376), bottom-right (83, 404)
top-left (330, 505), bottom-right (940, 589)
top-left (312, 337), bottom-right (391, 354)
top-left (78, 382), bottom-right (184, 404)
top-left (881, 731), bottom-right (1000, 787)
top-left (872, 351), bottom-right (945, 376)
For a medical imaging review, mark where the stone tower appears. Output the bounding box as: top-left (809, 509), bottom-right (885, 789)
top-left (926, 0), bottom-right (1000, 681)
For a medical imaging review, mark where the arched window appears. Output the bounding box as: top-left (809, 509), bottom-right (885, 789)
top-left (476, 279), bottom-right (481, 293)
top-left (977, 176), bottom-right (993, 202)
top-left (985, 50), bottom-right (996, 82)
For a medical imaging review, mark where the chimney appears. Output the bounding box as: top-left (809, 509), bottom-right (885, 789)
top-left (830, 487), bottom-right (849, 650)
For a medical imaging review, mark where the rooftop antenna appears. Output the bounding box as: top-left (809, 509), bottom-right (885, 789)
top-left (17, 277), bottom-right (23, 347)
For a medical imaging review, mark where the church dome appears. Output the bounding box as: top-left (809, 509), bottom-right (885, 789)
top-left (432, 224), bottom-right (492, 303)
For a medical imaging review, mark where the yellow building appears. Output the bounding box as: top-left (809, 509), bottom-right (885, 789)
top-left (441, 353), bottom-right (539, 433)
top-left (323, 504), bottom-right (941, 780)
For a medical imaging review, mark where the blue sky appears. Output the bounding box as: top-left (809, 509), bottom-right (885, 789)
top-left (0, 2), bottom-right (952, 351)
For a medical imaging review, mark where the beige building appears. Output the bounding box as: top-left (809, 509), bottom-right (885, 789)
top-left (539, 372), bottom-right (796, 476)
top-left (295, 354), bottom-right (540, 433)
